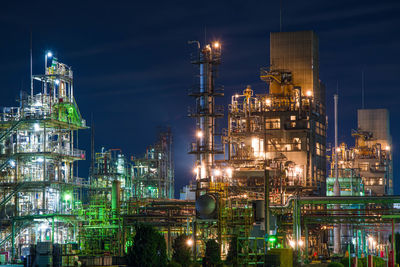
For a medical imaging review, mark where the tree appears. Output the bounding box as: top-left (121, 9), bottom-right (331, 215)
top-left (127, 223), bottom-right (167, 267)
top-left (203, 239), bottom-right (220, 267)
top-left (172, 234), bottom-right (192, 266)
top-left (225, 236), bottom-right (238, 266)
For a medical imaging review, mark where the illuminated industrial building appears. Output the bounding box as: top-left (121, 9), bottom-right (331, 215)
top-left (132, 128), bottom-right (174, 199)
top-left (327, 108), bottom-right (392, 197)
top-left (0, 53), bottom-right (87, 264)
top-left (0, 31), bottom-right (398, 266)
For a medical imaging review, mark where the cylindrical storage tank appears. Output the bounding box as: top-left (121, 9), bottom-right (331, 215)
top-left (196, 194), bottom-right (217, 219)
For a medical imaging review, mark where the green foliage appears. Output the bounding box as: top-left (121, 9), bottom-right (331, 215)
top-left (167, 261), bottom-right (182, 267)
top-left (341, 256), bottom-right (387, 267)
top-left (225, 236), bottom-right (237, 267)
top-left (126, 223), bottom-right (167, 267)
top-left (328, 262), bottom-right (344, 267)
top-left (203, 239), bottom-right (221, 267)
top-left (340, 257), bottom-right (363, 267)
top-left (373, 256), bottom-right (386, 267)
top-left (172, 234), bottom-right (192, 266)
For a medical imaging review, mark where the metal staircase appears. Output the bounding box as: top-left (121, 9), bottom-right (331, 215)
top-left (0, 158), bottom-right (10, 172)
top-left (0, 120), bottom-right (22, 143)
top-left (0, 221), bottom-right (30, 248)
top-left (0, 182), bottom-right (26, 210)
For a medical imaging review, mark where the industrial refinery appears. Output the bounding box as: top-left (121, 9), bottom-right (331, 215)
top-left (0, 30), bottom-right (398, 267)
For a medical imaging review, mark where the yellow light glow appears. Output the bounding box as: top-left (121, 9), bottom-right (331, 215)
top-left (214, 169), bottom-right (221, 176)
top-left (306, 90), bottom-right (312, 97)
top-left (289, 240), bottom-right (295, 248)
top-left (266, 99), bottom-right (271, 105)
top-left (187, 238), bottom-right (193, 246)
top-left (213, 42), bottom-right (220, 48)
top-left (196, 131), bottom-right (203, 138)
top-left (298, 240), bottom-right (304, 247)
top-left (336, 147), bottom-right (341, 152)
top-left (193, 167), bottom-right (198, 174)
top-left (385, 145), bottom-right (391, 151)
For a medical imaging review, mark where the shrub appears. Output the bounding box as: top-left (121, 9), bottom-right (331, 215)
top-left (172, 235), bottom-right (192, 266)
top-left (167, 261), bottom-right (182, 267)
top-left (126, 223), bottom-right (167, 267)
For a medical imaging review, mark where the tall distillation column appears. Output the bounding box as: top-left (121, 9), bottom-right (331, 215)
top-left (188, 41), bottom-right (223, 194)
top-left (333, 93), bottom-right (341, 254)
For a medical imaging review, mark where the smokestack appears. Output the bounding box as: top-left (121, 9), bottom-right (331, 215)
top-left (333, 93), bottom-right (341, 254)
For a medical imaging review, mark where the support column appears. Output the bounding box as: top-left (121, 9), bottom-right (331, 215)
top-left (264, 169), bottom-right (270, 267)
top-left (11, 220), bottom-right (15, 262)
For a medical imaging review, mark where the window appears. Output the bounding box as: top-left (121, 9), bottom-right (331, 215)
top-left (266, 118), bottom-right (280, 129)
top-left (359, 163), bottom-right (369, 171)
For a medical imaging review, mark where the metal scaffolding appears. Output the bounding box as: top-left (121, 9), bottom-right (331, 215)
top-left (0, 53), bottom-right (87, 263)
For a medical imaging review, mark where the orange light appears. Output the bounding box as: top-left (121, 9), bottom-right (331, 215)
top-left (213, 42), bottom-right (220, 49)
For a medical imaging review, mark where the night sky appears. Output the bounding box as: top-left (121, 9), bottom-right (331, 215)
top-left (1, 0), bottom-right (399, 197)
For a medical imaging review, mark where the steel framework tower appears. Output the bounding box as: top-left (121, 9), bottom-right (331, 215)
top-left (188, 41), bottom-right (223, 194)
top-left (0, 52), bottom-right (87, 262)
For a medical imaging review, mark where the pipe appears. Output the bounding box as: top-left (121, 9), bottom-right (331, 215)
top-left (333, 93), bottom-right (341, 254)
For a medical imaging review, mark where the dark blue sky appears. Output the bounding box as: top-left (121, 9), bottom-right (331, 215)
top-left (0, 0), bottom-right (399, 196)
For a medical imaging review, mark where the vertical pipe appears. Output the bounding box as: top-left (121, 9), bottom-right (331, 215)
top-left (11, 220), bottom-right (15, 262)
top-left (264, 169), bottom-right (269, 266)
top-left (333, 94), bottom-right (341, 254)
top-left (30, 32), bottom-right (33, 97)
top-left (305, 224), bottom-right (309, 263)
top-left (392, 219), bottom-right (396, 267)
top-left (112, 180), bottom-right (120, 219)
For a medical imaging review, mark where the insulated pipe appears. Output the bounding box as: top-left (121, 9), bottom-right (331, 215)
top-left (112, 180), bottom-right (120, 219)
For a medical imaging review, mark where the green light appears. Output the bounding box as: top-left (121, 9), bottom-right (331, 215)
top-left (64, 193), bottom-right (72, 201)
top-left (268, 235), bottom-right (277, 243)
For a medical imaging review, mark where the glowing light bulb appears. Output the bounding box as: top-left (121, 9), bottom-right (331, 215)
top-left (306, 90), bottom-right (312, 97)
top-left (186, 239), bottom-right (193, 246)
top-left (196, 131), bottom-right (203, 138)
top-left (34, 123), bottom-right (40, 131)
top-left (213, 42), bottom-right (220, 49)
top-left (214, 169), bottom-right (221, 176)
top-left (47, 51), bottom-right (53, 58)
top-left (226, 168), bottom-right (233, 178)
